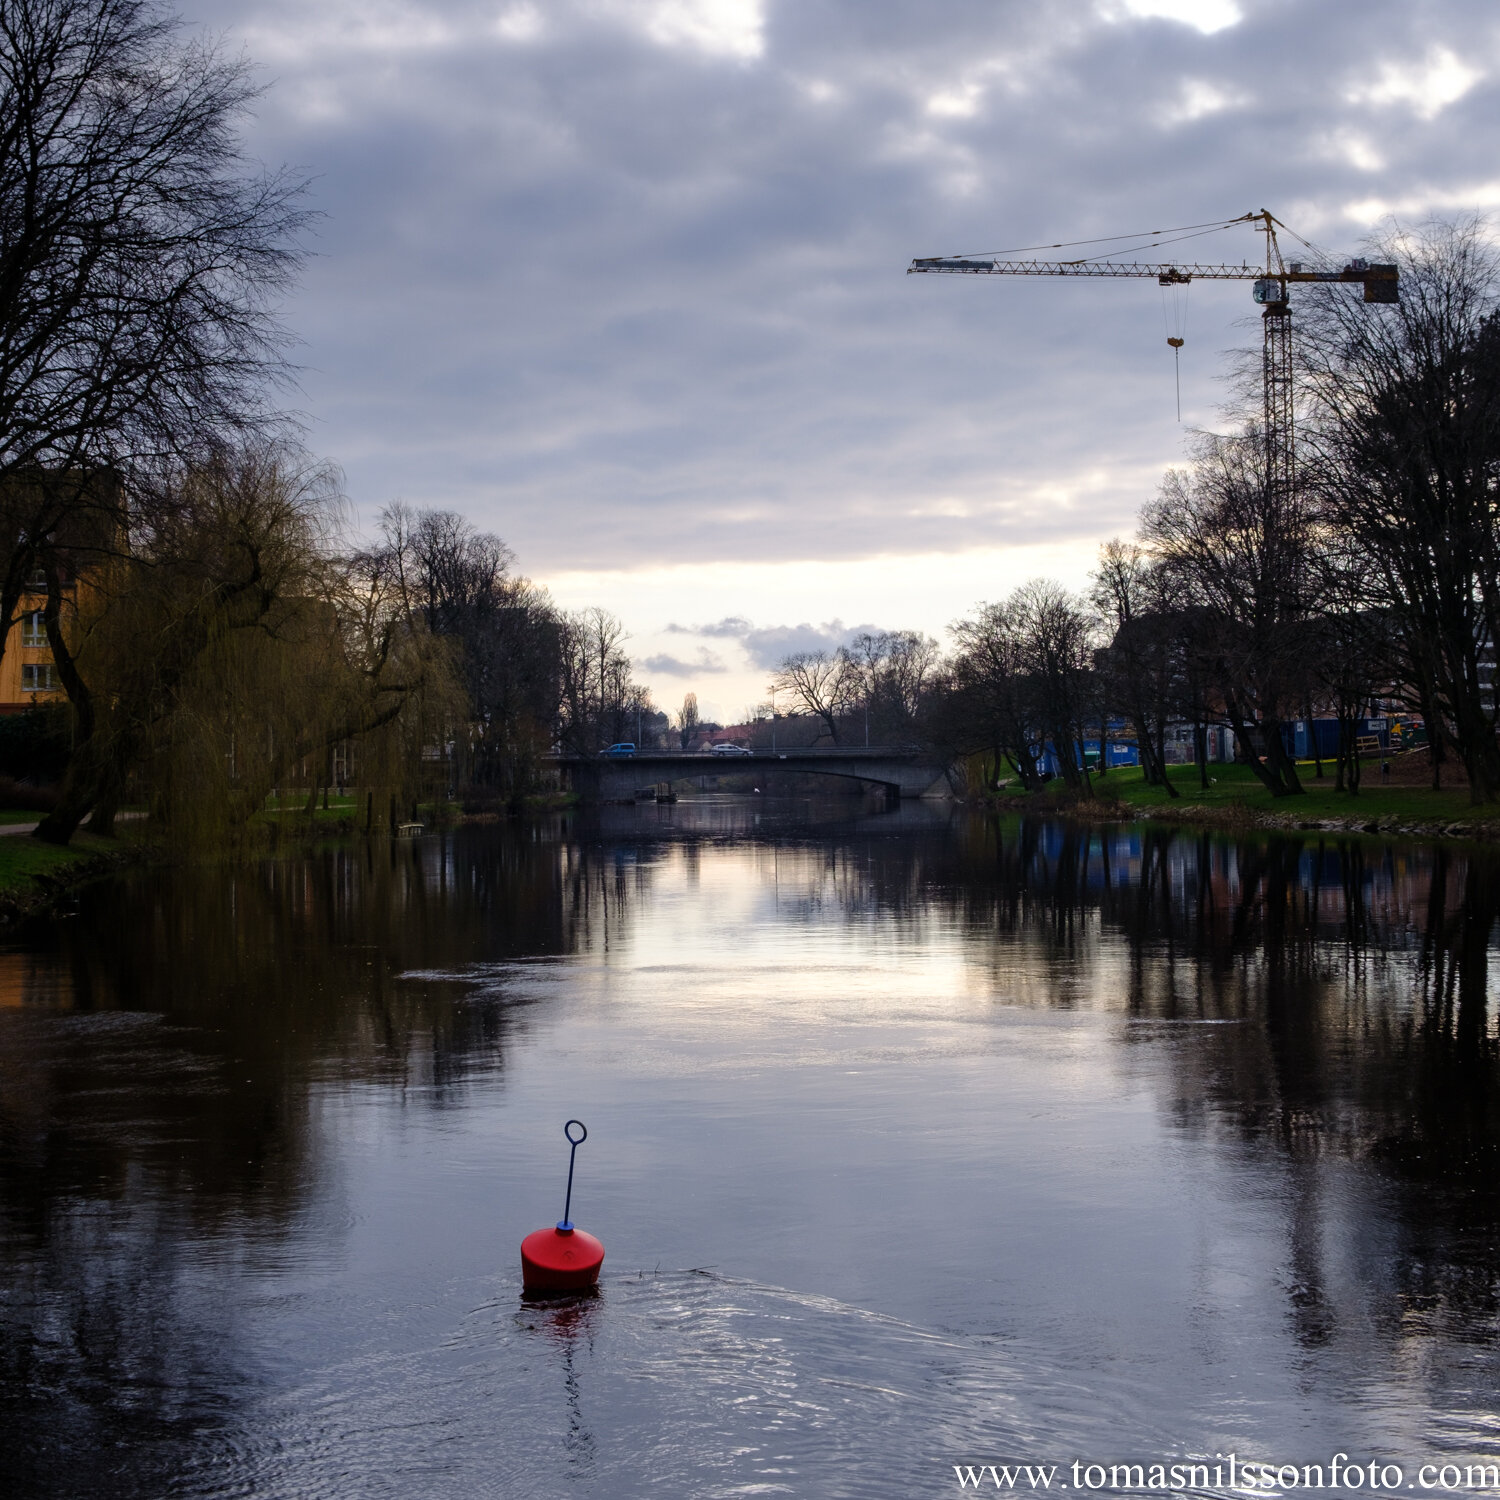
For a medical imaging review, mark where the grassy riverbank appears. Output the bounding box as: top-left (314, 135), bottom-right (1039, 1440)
top-left (1018, 762), bottom-right (1500, 836)
top-left (0, 830), bottom-right (154, 927)
top-left (256, 794), bottom-right (467, 832)
top-left (0, 786), bottom-right (581, 930)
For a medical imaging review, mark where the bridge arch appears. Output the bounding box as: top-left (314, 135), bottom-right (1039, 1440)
top-left (551, 749), bottom-right (949, 803)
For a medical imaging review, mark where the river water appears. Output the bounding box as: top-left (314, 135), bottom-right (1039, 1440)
top-left (3, 798), bottom-right (1500, 1498)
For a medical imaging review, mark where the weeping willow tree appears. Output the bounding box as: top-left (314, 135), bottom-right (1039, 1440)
top-left (33, 443), bottom-right (463, 847)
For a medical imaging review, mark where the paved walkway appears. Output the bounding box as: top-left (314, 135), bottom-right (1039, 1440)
top-left (0, 812), bottom-right (146, 836)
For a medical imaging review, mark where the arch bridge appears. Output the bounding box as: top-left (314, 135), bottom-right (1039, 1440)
top-left (551, 747), bottom-right (951, 802)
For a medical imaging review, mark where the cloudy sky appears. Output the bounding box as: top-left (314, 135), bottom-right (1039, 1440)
top-left (191, 0), bottom-right (1498, 721)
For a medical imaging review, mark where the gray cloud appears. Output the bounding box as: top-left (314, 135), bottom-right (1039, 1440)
top-left (656, 614), bottom-right (888, 668)
top-left (664, 616), bottom-right (754, 637)
top-left (640, 648), bottom-right (731, 675)
top-left (191, 0), bottom-right (1500, 574)
top-left (740, 619), bottom-right (882, 668)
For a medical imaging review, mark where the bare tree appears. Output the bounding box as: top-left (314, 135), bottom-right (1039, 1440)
top-left (842, 629), bottom-right (939, 744)
top-left (677, 691), bottom-right (700, 748)
top-left (772, 649), bottom-right (853, 744)
top-left (1012, 580), bottom-right (1097, 791)
top-left (1299, 218), bottom-right (1500, 802)
top-left (1306, 536), bottom-right (1398, 795)
top-left (1143, 430), bottom-right (1311, 798)
top-left (1091, 539), bottom-right (1180, 796)
top-left (364, 503), bottom-right (559, 797)
top-left (945, 598), bottom-right (1044, 791)
top-left (374, 502), bottom-right (516, 636)
top-left (557, 606), bottom-right (638, 753)
top-left (0, 0), bottom-right (308, 678)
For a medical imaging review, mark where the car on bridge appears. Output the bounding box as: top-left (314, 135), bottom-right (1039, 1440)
top-left (601, 743), bottom-right (636, 757)
top-left (710, 743), bottom-right (752, 756)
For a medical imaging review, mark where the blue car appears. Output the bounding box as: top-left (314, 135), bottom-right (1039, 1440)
top-left (601, 742), bottom-right (636, 756)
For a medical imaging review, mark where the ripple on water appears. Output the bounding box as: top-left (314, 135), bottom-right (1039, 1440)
top-left (177, 1272), bottom-right (1267, 1500)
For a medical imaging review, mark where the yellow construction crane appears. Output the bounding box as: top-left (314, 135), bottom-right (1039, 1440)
top-left (908, 210), bottom-right (1398, 503)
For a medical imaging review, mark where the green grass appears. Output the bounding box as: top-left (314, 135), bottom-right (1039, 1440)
top-left (263, 791), bottom-right (356, 813)
top-left (1082, 762), bottom-right (1497, 825)
top-left (256, 794), bottom-right (464, 831)
top-left (0, 830), bottom-right (113, 896)
top-left (257, 792), bottom-right (361, 829)
top-left (0, 809), bottom-right (42, 825)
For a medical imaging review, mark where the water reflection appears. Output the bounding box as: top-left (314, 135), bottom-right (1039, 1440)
top-left (518, 1293), bottom-right (601, 1481)
top-left (3, 804), bottom-right (1500, 1494)
top-left (947, 822), bottom-right (1500, 1369)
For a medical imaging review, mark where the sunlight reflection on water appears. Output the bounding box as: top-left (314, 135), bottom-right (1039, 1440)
top-left (4, 804), bottom-right (1500, 1496)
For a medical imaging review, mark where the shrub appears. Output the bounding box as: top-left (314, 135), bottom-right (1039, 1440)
top-left (0, 707), bottom-right (71, 784)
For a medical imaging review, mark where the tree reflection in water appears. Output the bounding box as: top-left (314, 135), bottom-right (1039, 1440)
top-left (914, 818), bottom-right (1500, 1355)
top-left (0, 829), bottom-right (584, 1496)
top-left (2, 811), bottom-right (1500, 1492)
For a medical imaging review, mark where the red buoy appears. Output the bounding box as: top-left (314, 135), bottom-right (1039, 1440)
top-left (521, 1120), bottom-right (605, 1294)
top-left (521, 1224), bottom-right (605, 1292)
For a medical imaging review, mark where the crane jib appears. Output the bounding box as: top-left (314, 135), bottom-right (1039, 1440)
top-left (909, 214), bottom-right (1396, 488)
top-left (908, 258), bottom-right (1398, 300)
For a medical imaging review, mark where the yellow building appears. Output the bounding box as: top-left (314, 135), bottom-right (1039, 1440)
top-left (0, 471), bottom-right (120, 715)
top-left (0, 578), bottom-right (67, 713)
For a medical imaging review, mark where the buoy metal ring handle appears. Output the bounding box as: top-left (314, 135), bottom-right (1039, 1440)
top-left (559, 1119), bottom-right (588, 1230)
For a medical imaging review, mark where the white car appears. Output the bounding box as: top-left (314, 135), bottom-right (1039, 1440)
top-left (710, 742), bottom-right (753, 756)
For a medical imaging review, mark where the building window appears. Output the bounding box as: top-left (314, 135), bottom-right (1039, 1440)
top-left (21, 663), bottom-right (57, 692)
top-left (20, 611), bottom-right (45, 648)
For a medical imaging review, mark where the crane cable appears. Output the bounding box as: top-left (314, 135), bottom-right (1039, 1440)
top-left (1160, 276), bottom-right (1188, 421)
top-left (941, 213), bottom-right (1258, 261)
top-left (1061, 221), bottom-right (1260, 267)
top-left (931, 209), bottom-right (1335, 424)
top-left (939, 214), bottom-right (1338, 270)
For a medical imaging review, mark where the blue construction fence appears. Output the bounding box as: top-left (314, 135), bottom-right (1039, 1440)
top-left (1027, 716), bottom-right (1422, 778)
top-left (1284, 716), bottom-right (1422, 760)
top-left (1033, 731), bottom-right (1140, 778)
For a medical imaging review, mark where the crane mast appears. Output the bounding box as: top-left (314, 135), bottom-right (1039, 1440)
top-left (909, 210), bottom-right (1398, 503)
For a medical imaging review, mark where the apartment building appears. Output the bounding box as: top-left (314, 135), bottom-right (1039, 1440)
top-left (0, 576), bottom-right (66, 713)
top-left (0, 471), bottom-right (122, 715)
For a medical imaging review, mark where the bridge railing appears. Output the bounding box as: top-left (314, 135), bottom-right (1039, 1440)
top-left (549, 745), bottom-right (927, 761)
